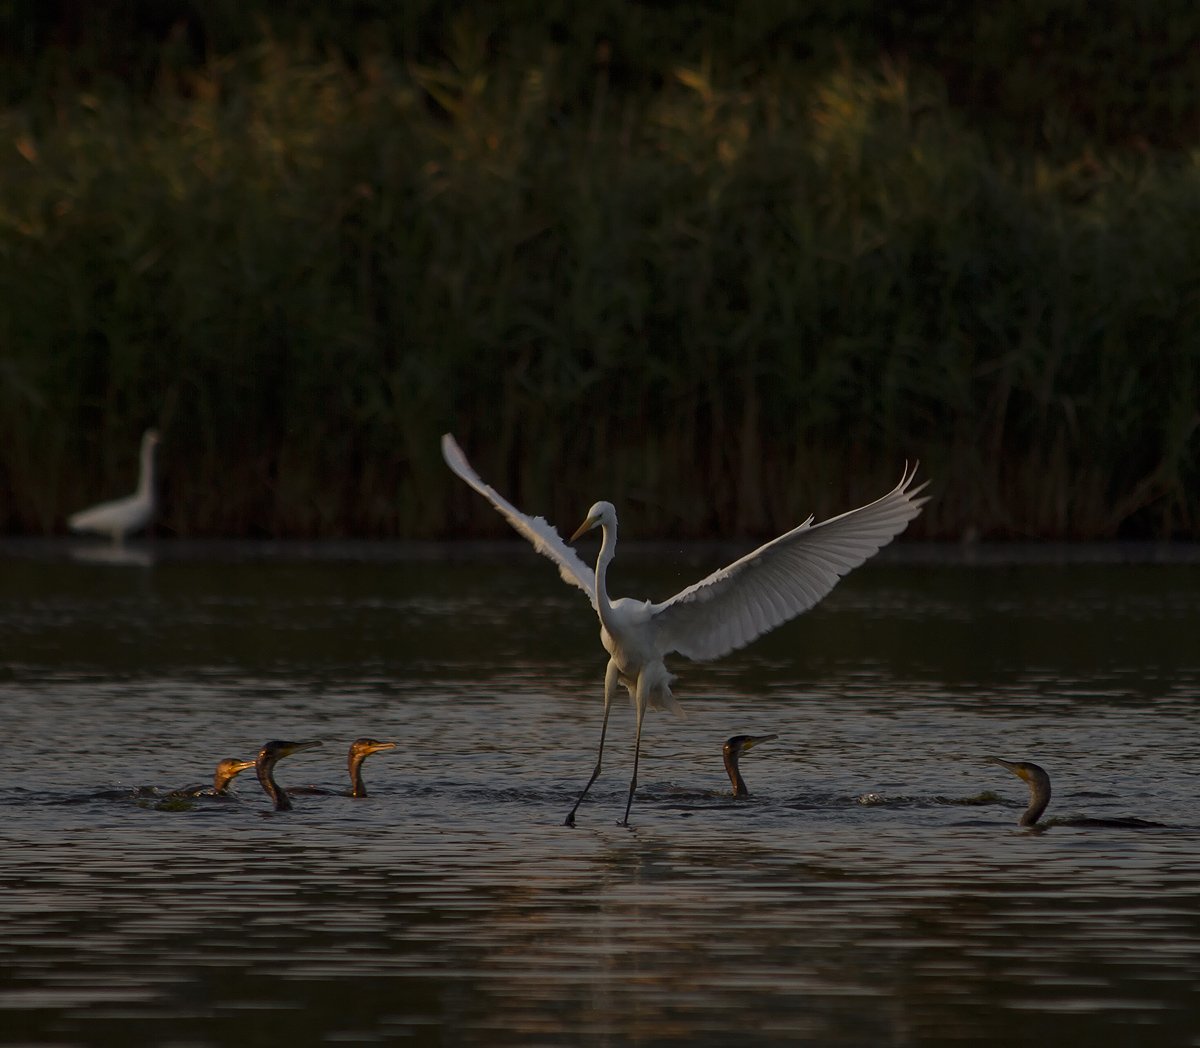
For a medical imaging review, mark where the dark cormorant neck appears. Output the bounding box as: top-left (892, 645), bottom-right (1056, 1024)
top-left (349, 752), bottom-right (369, 798)
top-left (254, 740), bottom-right (320, 810)
top-left (991, 757), bottom-right (1052, 827)
top-left (723, 747), bottom-right (750, 798)
top-left (1021, 773), bottom-right (1052, 826)
top-left (257, 759), bottom-right (292, 811)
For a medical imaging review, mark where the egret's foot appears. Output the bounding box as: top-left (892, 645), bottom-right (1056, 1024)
top-left (564, 812), bottom-right (576, 827)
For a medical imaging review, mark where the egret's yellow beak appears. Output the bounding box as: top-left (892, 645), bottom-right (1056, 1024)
top-left (570, 514), bottom-right (598, 542)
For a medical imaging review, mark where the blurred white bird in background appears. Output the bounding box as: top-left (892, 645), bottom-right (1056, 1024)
top-left (441, 433), bottom-right (929, 827)
top-left (68, 428), bottom-right (160, 544)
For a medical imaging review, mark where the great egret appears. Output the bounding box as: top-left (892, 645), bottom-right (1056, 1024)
top-left (255, 740), bottom-right (322, 811)
top-left (290, 738), bottom-right (397, 798)
top-left (68, 428), bottom-right (160, 543)
top-left (170, 757), bottom-right (256, 799)
top-left (442, 433), bottom-right (928, 826)
top-left (723, 734), bottom-right (777, 797)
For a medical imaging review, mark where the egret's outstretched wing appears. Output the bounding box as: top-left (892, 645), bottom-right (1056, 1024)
top-left (441, 434), bottom-right (598, 607)
top-left (652, 464), bottom-right (928, 662)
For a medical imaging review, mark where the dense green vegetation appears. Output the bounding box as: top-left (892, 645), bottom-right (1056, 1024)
top-left (1, 2), bottom-right (1198, 539)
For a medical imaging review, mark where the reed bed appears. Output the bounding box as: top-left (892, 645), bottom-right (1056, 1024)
top-left (1, 28), bottom-right (1197, 539)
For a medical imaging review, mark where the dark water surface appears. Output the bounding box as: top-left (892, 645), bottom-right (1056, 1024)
top-left (2, 540), bottom-right (1199, 1046)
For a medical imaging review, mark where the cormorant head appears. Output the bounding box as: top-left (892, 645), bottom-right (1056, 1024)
top-left (723, 733), bottom-right (778, 797)
top-left (211, 757), bottom-right (256, 793)
top-left (723, 734), bottom-right (778, 762)
top-left (349, 738), bottom-right (397, 762)
top-left (988, 756), bottom-right (1052, 826)
top-left (347, 737), bottom-right (396, 797)
top-left (256, 739), bottom-right (323, 773)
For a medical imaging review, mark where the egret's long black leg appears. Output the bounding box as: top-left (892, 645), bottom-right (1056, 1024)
top-left (565, 661), bottom-right (619, 826)
top-left (621, 699), bottom-right (649, 827)
top-left (565, 703), bottom-right (610, 826)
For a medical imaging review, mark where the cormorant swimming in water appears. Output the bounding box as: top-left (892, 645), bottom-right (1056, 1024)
top-left (170, 757), bottom-right (256, 798)
top-left (989, 757), bottom-right (1050, 826)
top-left (290, 738), bottom-right (397, 798)
top-left (723, 734), bottom-right (777, 797)
top-left (989, 756), bottom-right (1165, 829)
top-left (346, 737), bottom-right (396, 797)
top-left (255, 740), bottom-right (322, 811)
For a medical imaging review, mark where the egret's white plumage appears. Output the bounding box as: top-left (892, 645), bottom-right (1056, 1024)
top-left (441, 433), bottom-right (929, 825)
top-left (68, 429), bottom-right (160, 544)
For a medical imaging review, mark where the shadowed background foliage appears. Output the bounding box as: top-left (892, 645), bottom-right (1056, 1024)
top-left (2, 1), bottom-right (1198, 539)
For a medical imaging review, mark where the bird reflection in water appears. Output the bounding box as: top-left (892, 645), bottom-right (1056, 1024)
top-left (68, 544), bottom-right (156, 568)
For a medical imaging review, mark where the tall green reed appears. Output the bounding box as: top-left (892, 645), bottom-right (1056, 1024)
top-left (1, 42), bottom-right (1196, 539)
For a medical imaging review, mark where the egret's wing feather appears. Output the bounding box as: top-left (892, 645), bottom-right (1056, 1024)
top-left (652, 464), bottom-right (928, 661)
top-left (441, 434), bottom-right (597, 607)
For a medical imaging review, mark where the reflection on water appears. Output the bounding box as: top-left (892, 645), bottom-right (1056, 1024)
top-left (1, 541), bottom-right (1199, 1045)
top-left (66, 542), bottom-right (157, 568)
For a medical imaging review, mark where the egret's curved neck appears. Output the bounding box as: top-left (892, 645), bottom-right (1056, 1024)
top-left (349, 754), bottom-right (368, 798)
top-left (593, 517), bottom-right (618, 628)
top-left (137, 439), bottom-right (156, 499)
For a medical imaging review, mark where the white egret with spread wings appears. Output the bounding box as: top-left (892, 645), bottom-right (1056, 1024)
top-left (441, 433), bottom-right (928, 826)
